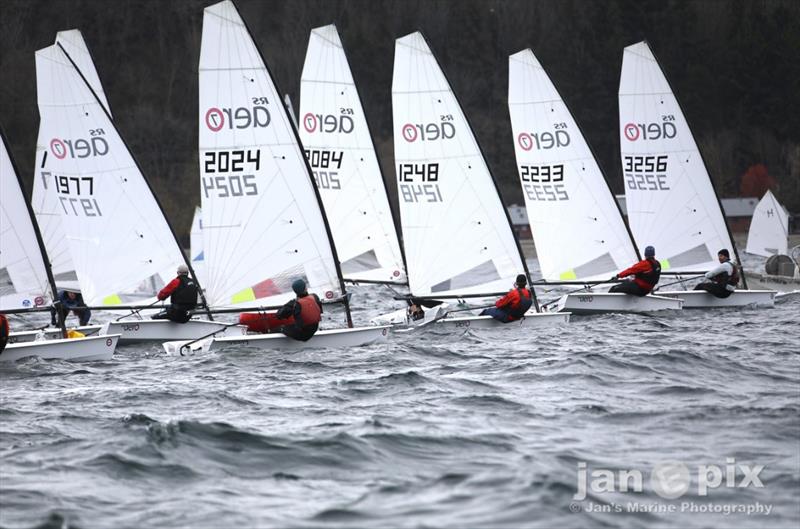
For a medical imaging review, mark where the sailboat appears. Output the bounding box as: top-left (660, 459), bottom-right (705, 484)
top-left (746, 190), bottom-right (789, 258)
top-left (34, 36), bottom-right (245, 342)
top-left (299, 24), bottom-right (406, 285)
top-left (1, 126), bottom-right (120, 362)
top-left (372, 32), bottom-right (569, 329)
top-left (507, 49), bottom-right (682, 315)
top-left (164, 0), bottom-right (389, 354)
top-left (618, 41), bottom-right (775, 309)
top-left (743, 190), bottom-right (799, 292)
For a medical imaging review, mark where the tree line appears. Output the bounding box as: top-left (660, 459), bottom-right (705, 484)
top-left (1, 0), bottom-right (797, 244)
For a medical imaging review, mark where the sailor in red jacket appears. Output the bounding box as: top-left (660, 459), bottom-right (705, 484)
top-left (609, 246), bottom-right (661, 296)
top-left (275, 279), bottom-right (323, 341)
top-left (151, 264), bottom-right (199, 323)
top-left (0, 313), bottom-right (9, 354)
top-left (480, 274), bottom-right (534, 323)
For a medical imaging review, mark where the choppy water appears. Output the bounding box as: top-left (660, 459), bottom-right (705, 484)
top-left (2, 270), bottom-right (799, 528)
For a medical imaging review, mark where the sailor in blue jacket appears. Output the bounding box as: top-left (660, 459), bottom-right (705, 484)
top-left (53, 289), bottom-right (92, 326)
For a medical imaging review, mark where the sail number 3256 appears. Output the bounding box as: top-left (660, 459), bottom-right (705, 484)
top-left (624, 155), bottom-right (669, 191)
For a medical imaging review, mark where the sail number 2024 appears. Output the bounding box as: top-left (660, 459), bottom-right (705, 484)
top-left (202, 150), bottom-right (260, 198)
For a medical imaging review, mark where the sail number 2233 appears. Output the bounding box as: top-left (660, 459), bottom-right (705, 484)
top-left (519, 164), bottom-right (568, 201)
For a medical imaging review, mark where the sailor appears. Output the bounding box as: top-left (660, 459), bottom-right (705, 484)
top-left (609, 246), bottom-right (661, 296)
top-left (480, 274), bottom-right (533, 323)
top-left (0, 313), bottom-right (9, 354)
top-left (276, 279), bottom-right (323, 341)
top-left (152, 264), bottom-right (198, 323)
top-left (693, 249), bottom-right (738, 298)
top-left (53, 288), bottom-right (92, 326)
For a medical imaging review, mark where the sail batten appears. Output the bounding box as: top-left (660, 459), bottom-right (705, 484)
top-left (299, 24), bottom-right (405, 284)
top-left (1, 130), bottom-right (53, 311)
top-left (199, 1), bottom-right (344, 310)
top-left (619, 41), bottom-right (735, 273)
top-left (392, 32), bottom-right (525, 298)
top-left (34, 42), bottom-right (191, 307)
top-left (508, 49), bottom-right (638, 281)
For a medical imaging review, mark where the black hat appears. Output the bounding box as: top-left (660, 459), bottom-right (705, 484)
top-left (515, 274), bottom-right (527, 286)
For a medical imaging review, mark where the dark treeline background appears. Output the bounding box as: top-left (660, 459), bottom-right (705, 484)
top-left (1, 0), bottom-right (798, 243)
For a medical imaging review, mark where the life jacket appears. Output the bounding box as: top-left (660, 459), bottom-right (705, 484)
top-left (711, 261), bottom-right (739, 286)
top-left (171, 275), bottom-right (198, 306)
top-left (635, 258), bottom-right (661, 289)
top-left (507, 288), bottom-right (533, 320)
top-left (0, 314), bottom-right (9, 340)
top-left (296, 295), bottom-right (322, 327)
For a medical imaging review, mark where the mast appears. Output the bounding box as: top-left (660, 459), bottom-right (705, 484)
top-left (56, 42), bottom-right (216, 317)
top-left (234, 1), bottom-right (353, 327)
top-left (642, 41), bottom-right (748, 288)
top-left (0, 126), bottom-right (67, 337)
top-left (420, 31), bottom-right (540, 311)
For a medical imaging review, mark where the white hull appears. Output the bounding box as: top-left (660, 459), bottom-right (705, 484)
top-left (556, 292), bottom-right (683, 315)
top-left (1, 334), bottom-right (120, 362)
top-left (102, 320), bottom-right (248, 344)
top-left (742, 272), bottom-right (800, 294)
top-left (8, 325), bottom-right (103, 344)
top-left (433, 311), bottom-right (570, 330)
top-left (658, 290), bottom-right (776, 308)
top-left (164, 325), bottom-right (390, 355)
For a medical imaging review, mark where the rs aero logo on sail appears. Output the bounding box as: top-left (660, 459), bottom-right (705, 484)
top-left (517, 124), bottom-right (571, 151)
top-left (623, 119), bottom-right (677, 141)
top-left (50, 129), bottom-right (108, 159)
top-left (206, 97), bottom-right (271, 132)
top-left (401, 115), bottom-right (456, 142)
top-left (303, 110), bottom-right (355, 134)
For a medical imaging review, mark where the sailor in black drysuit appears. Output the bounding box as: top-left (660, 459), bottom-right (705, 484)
top-left (152, 264), bottom-right (199, 323)
top-left (694, 249), bottom-right (739, 298)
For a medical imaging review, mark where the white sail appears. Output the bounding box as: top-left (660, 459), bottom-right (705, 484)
top-left (392, 32), bottom-right (523, 297)
top-left (0, 131), bottom-right (52, 310)
top-left (35, 43), bottom-right (187, 306)
top-left (189, 206), bottom-right (206, 286)
top-left (619, 41), bottom-right (734, 272)
top-left (198, 0), bottom-right (342, 308)
top-left (31, 30), bottom-right (111, 286)
top-left (745, 190), bottom-right (788, 257)
top-left (299, 24), bottom-right (406, 284)
top-left (508, 49), bottom-right (638, 281)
